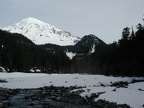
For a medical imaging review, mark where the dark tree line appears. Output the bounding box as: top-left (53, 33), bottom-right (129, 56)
top-left (0, 18), bottom-right (144, 76)
top-left (68, 21), bottom-right (144, 76)
top-left (100, 23), bottom-right (144, 76)
top-left (0, 30), bottom-right (71, 72)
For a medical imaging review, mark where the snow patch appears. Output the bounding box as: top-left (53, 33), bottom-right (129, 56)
top-left (95, 87), bottom-right (144, 108)
top-left (66, 52), bottom-right (76, 60)
top-left (89, 44), bottom-right (95, 54)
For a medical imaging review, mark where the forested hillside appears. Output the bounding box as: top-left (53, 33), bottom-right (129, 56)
top-left (0, 20), bottom-right (144, 76)
top-left (104, 23), bottom-right (144, 76)
top-left (0, 30), bottom-right (70, 72)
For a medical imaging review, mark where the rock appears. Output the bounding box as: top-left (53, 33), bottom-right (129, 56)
top-left (94, 99), bottom-right (130, 108)
top-left (90, 93), bottom-right (99, 99)
top-left (0, 86), bottom-right (131, 108)
top-left (97, 91), bottom-right (106, 95)
top-left (131, 79), bottom-right (144, 83)
top-left (110, 81), bottom-right (128, 88)
top-left (112, 88), bottom-right (116, 92)
top-left (0, 79), bottom-right (7, 83)
top-left (138, 88), bottom-right (144, 91)
top-left (118, 104), bottom-right (131, 108)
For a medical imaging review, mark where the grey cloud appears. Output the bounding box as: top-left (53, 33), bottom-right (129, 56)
top-left (0, 0), bottom-right (144, 43)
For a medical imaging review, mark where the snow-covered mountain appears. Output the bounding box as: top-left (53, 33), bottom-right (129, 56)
top-left (1, 17), bottom-right (80, 46)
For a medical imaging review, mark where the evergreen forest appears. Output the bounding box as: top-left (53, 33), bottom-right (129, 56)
top-left (0, 19), bottom-right (144, 76)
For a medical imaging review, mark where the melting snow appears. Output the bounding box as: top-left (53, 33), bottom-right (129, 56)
top-left (0, 72), bottom-right (144, 108)
top-left (89, 44), bottom-right (95, 54)
top-left (66, 52), bottom-right (76, 60)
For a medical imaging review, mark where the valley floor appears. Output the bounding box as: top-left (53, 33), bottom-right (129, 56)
top-left (0, 72), bottom-right (144, 108)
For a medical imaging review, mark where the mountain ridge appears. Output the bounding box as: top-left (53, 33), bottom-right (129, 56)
top-left (39, 34), bottom-right (107, 57)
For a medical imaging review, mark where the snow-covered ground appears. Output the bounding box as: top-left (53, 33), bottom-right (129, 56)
top-left (0, 72), bottom-right (144, 108)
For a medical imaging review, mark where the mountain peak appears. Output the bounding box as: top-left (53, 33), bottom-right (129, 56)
top-left (21, 17), bottom-right (46, 25)
top-left (75, 34), bottom-right (107, 54)
top-left (22, 17), bottom-right (40, 22)
top-left (80, 34), bottom-right (101, 44)
top-left (1, 17), bottom-right (80, 46)
top-left (24, 17), bottom-right (39, 20)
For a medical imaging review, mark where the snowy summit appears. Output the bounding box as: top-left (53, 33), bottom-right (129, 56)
top-left (1, 17), bottom-right (80, 46)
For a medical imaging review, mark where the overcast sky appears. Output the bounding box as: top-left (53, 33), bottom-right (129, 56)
top-left (0, 0), bottom-right (144, 43)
